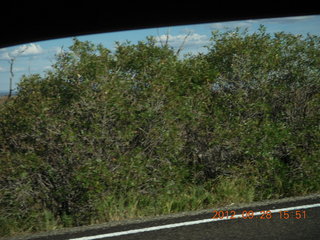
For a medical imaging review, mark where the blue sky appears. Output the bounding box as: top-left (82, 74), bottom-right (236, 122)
top-left (1, 14), bottom-right (320, 92)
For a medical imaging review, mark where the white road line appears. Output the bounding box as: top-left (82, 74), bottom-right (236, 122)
top-left (69, 203), bottom-right (320, 240)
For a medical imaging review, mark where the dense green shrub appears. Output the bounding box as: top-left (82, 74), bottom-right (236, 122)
top-left (1, 28), bottom-right (319, 236)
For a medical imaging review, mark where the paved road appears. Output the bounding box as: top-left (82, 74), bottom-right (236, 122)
top-left (7, 194), bottom-right (320, 240)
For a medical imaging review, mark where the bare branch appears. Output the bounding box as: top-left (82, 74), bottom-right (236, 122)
top-left (157, 29), bottom-right (164, 47)
top-left (164, 28), bottom-right (170, 47)
top-left (176, 31), bottom-right (192, 56)
top-left (157, 28), bottom-right (171, 48)
top-left (7, 45), bottom-right (28, 98)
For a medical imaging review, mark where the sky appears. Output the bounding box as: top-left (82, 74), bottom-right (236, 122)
top-left (1, 14), bottom-right (320, 92)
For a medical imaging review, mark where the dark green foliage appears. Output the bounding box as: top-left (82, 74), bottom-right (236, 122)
top-left (1, 28), bottom-right (320, 236)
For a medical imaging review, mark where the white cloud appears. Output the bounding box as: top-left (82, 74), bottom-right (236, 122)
top-left (13, 67), bottom-right (26, 72)
top-left (261, 15), bottom-right (315, 24)
top-left (180, 28), bottom-right (196, 34)
top-left (0, 65), bottom-right (25, 72)
top-left (0, 44), bottom-right (44, 60)
top-left (12, 43), bottom-right (44, 56)
top-left (54, 46), bottom-right (64, 55)
top-left (209, 15), bottom-right (315, 31)
top-left (210, 20), bottom-right (256, 30)
top-left (0, 52), bottom-right (11, 60)
top-left (44, 65), bottom-right (53, 70)
top-left (155, 33), bottom-right (209, 48)
top-left (0, 65), bottom-right (6, 72)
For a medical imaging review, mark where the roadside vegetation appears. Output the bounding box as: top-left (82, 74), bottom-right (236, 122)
top-left (1, 26), bottom-right (320, 237)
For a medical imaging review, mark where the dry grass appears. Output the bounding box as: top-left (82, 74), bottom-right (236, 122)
top-left (0, 96), bottom-right (16, 104)
top-left (0, 96), bottom-right (9, 104)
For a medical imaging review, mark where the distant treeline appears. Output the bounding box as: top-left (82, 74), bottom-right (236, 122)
top-left (1, 26), bottom-right (320, 237)
top-left (0, 91), bottom-right (17, 97)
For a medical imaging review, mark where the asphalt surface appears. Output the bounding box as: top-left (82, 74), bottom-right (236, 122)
top-left (5, 194), bottom-right (320, 240)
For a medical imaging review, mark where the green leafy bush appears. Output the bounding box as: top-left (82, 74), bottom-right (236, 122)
top-left (1, 28), bottom-right (319, 237)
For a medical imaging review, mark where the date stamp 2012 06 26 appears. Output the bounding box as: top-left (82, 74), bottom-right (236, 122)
top-left (212, 210), bottom-right (307, 220)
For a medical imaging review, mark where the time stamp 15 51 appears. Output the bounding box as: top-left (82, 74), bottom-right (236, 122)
top-left (212, 210), bottom-right (307, 220)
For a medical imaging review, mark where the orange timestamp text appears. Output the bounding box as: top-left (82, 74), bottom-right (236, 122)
top-left (212, 210), bottom-right (307, 220)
